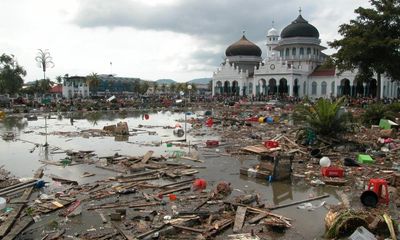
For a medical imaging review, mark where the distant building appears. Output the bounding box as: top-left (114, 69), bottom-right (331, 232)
top-left (96, 74), bottom-right (141, 95)
top-left (62, 76), bottom-right (89, 99)
top-left (212, 12), bottom-right (400, 99)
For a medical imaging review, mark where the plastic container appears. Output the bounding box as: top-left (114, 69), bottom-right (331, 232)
top-left (321, 166), bottom-right (344, 177)
top-left (264, 140), bottom-right (279, 149)
top-left (193, 179), bottom-right (207, 191)
top-left (266, 117), bottom-right (274, 123)
top-left (0, 197), bottom-right (6, 210)
top-left (357, 154), bottom-right (374, 164)
top-left (169, 194), bottom-right (177, 201)
top-left (258, 117), bottom-right (265, 123)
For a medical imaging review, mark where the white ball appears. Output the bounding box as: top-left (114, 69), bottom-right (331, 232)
top-left (319, 157), bottom-right (331, 167)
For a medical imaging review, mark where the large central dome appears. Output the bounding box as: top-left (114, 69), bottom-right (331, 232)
top-left (281, 15), bottom-right (319, 39)
top-left (225, 35), bottom-right (262, 57)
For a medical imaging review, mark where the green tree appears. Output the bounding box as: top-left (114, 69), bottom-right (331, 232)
top-left (56, 75), bottom-right (62, 84)
top-left (329, 0), bottom-right (400, 99)
top-left (169, 82), bottom-right (176, 93)
top-left (86, 72), bottom-right (100, 95)
top-left (139, 81), bottom-right (150, 95)
top-left (0, 54), bottom-right (26, 94)
top-left (35, 49), bottom-right (54, 82)
top-left (39, 78), bottom-right (51, 94)
top-left (293, 97), bottom-right (353, 137)
top-left (132, 79), bottom-right (141, 94)
top-left (161, 83), bottom-right (166, 93)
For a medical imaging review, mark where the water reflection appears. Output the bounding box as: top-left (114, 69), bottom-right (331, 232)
top-left (271, 181), bottom-right (293, 205)
top-left (0, 117), bottom-right (28, 131)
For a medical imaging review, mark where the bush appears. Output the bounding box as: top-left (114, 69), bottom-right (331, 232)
top-left (362, 103), bottom-right (395, 126)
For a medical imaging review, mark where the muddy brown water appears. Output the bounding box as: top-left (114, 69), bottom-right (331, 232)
top-left (0, 110), bottom-right (341, 239)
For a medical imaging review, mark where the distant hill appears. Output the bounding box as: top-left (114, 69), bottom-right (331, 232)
top-left (156, 79), bottom-right (176, 85)
top-left (188, 78), bottom-right (212, 84)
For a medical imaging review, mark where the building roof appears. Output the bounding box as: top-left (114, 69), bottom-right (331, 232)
top-left (309, 66), bottom-right (336, 77)
top-left (225, 35), bottom-right (262, 57)
top-left (49, 84), bottom-right (62, 93)
top-left (281, 15), bottom-right (319, 39)
top-left (267, 27), bottom-right (279, 36)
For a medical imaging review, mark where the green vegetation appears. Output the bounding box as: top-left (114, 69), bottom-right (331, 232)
top-left (293, 97), bottom-right (353, 137)
top-left (329, 0), bottom-right (400, 98)
top-left (362, 103), bottom-right (399, 126)
top-left (0, 54), bottom-right (26, 94)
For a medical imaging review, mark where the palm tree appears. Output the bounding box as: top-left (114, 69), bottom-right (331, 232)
top-left (293, 97), bottom-right (352, 137)
top-left (35, 49), bottom-right (54, 82)
top-left (86, 72), bottom-right (100, 95)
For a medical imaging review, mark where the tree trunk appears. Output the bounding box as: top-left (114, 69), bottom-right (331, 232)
top-left (377, 72), bottom-right (381, 99)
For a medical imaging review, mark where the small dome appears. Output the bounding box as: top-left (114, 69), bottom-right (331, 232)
top-left (281, 15), bottom-right (319, 39)
top-left (225, 35), bottom-right (262, 57)
top-left (267, 27), bottom-right (279, 36)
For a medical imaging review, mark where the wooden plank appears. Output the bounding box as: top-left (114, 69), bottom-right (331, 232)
top-left (141, 150), bottom-right (154, 164)
top-left (267, 194), bottom-right (330, 210)
top-left (2, 216), bottom-right (32, 240)
top-left (172, 225), bottom-right (205, 233)
top-left (112, 223), bottom-right (137, 240)
top-left (0, 204), bottom-right (24, 237)
top-left (233, 206), bottom-right (247, 233)
top-left (241, 145), bottom-right (280, 154)
top-left (247, 213), bottom-right (268, 224)
top-left (156, 185), bottom-right (191, 196)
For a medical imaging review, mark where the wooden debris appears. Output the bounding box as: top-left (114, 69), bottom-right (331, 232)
top-left (233, 206), bottom-right (247, 233)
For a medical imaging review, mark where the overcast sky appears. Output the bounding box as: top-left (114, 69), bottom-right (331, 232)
top-left (1, 0), bottom-right (371, 82)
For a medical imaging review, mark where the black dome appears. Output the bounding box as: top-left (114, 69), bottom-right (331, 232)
top-left (225, 35), bottom-right (262, 57)
top-left (281, 15), bottom-right (319, 39)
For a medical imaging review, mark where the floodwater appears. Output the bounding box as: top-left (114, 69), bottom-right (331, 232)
top-left (0, 110), bottom-right (341, 239)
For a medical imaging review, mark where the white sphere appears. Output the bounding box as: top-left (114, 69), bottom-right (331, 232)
top-left (319, 157), bottom-right (331, 167)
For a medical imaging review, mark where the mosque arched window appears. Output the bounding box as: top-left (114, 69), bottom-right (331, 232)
top-left (331, 81), bottom-right (335, 95)
top-left (280, 50), bottom-right (283, 57)
top-left (321, 81), bottom-right (327, 95)
top-left (300, 48), bottom-right (304, 55)
top-left (307, 48), bottom-right (311, 55)
top-left (285, 48), bottom-right (289, 56)
top-left (292, 48), bottom-right (296, 56)
top-left (312, 82), bottom-right (317, 95)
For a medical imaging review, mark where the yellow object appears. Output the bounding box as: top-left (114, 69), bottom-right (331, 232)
top-left (273, 116), bottom-right (280, 123)
top-left (0, 111), bottom-right (5, 119)
top-left (383, 213), bottom-right (396, 240)
top-left (258, 117), bottom-right (265, 123)
top-left (52, 201), bottom-right (64, 208)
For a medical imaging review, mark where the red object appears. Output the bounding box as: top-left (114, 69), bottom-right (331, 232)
top-left (144, 114), bottom-right (149, 120)
top-left (264, 140), bottom-right (279, 149)
top-left (367, 178), bottom-right (389, 205)
top-left (321, 166), bottom-right (344, 178)
top-left (206, 117), bottom-right (214, 127)
top-left (169, 194), bottom-right (177, 201)
top-left (246, 117), bottom-right (259, 122)
top-left (206, 140), bottom-right (219, 147)
top-left (193, 178), bottom-right (207, 191)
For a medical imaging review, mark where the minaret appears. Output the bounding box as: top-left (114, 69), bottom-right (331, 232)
top-left (266, 21), bottom-right (279, 59)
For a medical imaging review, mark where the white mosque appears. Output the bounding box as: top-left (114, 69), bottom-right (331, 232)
top-left (212, 12), bottom-right (400, 99)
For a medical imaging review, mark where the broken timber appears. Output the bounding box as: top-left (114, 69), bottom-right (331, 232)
top-left (233, 206), bottom-right (247, 233)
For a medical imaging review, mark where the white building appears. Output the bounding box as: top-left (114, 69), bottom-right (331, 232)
top-left (212, 13), bottom-right (400, 99)
top-left (62, 76), bottom-right (89, 99)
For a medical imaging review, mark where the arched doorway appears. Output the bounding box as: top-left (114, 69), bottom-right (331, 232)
top-left (258, 79), bottom-right (266, 95)
top-left (249, 82), bottom-right (253, 96)
top-left (340, 79), bottom-right (350, 96)
top-left (369, 79), bottom-right (377, 98)
top-left (215, 81), bottom-right (222, 95)
top-left (279, 78), bottom-right (288, 96)
top-left (355, 79), bottom-right (364, 97)
top-left (293, 79), bottom-right (299, 97)
top-left (232, 81), bottom-right (239, 96)
top-left (223, 81), bottom-right (231, 95)
top-left (268, 79), bottom-right (277, 95)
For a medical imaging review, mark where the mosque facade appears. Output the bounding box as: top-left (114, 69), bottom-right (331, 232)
top-left (212, 13), bottom-right (400, 99)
